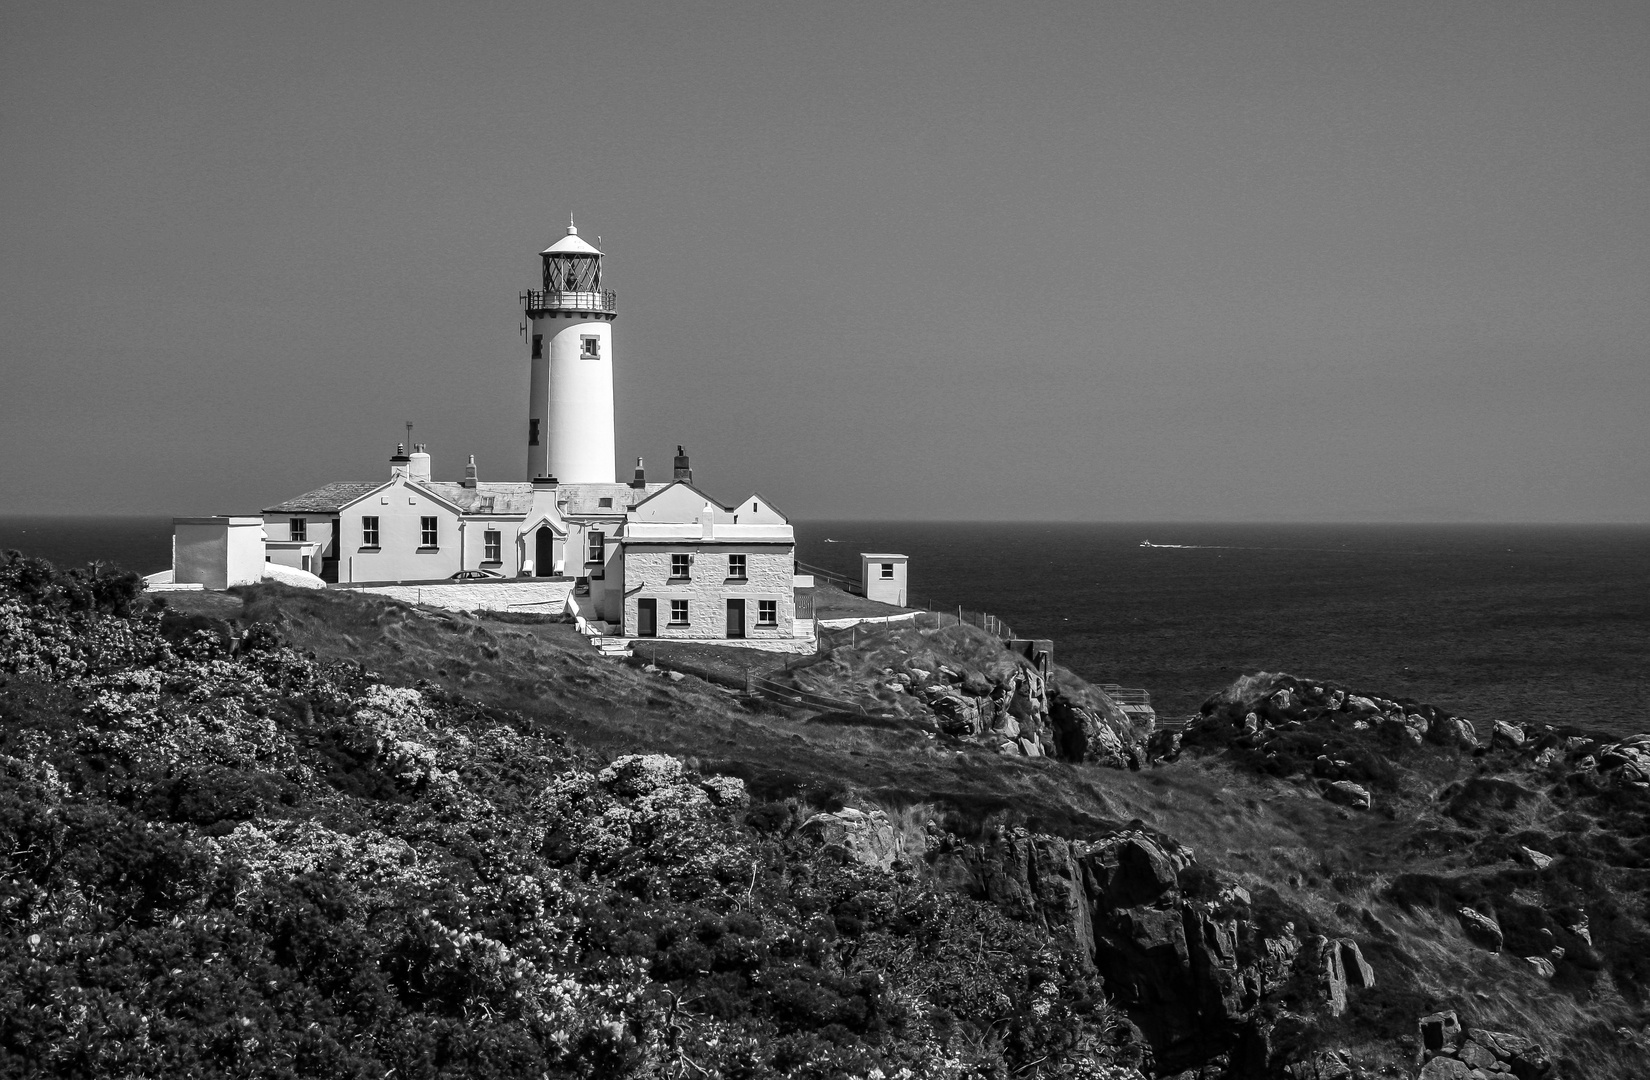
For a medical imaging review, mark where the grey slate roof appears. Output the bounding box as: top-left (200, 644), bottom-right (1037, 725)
top-left (264, 482), bottom-right (383, 514)
top-left (415, 482), bottom-right (536, 515)
top-left (556, 482), bottom-right (668, 516)
top-left (265, 479), bottom-right (671, 517)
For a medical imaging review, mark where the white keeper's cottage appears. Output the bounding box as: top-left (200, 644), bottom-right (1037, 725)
top-left (238, 222), bottom-right (812, 647)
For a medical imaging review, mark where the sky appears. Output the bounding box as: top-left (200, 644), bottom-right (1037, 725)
top-left (2, 1), bottom-right (1646, 522)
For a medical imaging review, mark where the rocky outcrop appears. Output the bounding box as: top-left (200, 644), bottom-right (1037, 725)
top-left (1196, 672), bottom-right (1480, 750)
top-left (928, 826), bottom-right (1376, 1075)
top-left (1323, 780), bottom-right (1372, 810)
top-left (1415, 1013), bottom-right (1554, 1079)
top-left (1456, 907), bottom-right (1504, 952)
top-left (1599, 733), bottom-right (1650, 785)
top-left (798, 807), bottom-right (910, 870)
top-left (1050, 688), bottom-right (1140, 768)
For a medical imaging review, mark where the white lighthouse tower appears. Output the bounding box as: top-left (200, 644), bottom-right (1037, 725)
top-left (524, 221), bottom-right (616, 482)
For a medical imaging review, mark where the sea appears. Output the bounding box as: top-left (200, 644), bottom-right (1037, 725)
top-left (3, 517), bottom-right (1646, 738)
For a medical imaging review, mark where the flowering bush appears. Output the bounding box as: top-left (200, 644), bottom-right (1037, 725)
top-left (0, 557), bottom-right (1135, 1078)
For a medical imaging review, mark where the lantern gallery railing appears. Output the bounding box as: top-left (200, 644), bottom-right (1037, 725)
top-left (521, 289), bottom-right (617, 314)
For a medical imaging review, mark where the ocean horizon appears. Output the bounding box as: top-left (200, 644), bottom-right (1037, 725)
top-left (4, 515), bottom-right (1646, 738)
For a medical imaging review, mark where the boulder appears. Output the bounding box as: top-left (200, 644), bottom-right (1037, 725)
top-left (1379, 715), bottom-right (1426, 747)
top-left (1518, 845), bottom-right (1553, 870)
top-left (930, 693), bottom-right (980, 735)
top-left (1457, 907), bottom-right (1504, 952)
top-left (1427, 713), bottom-right (1479, 749)
top-left (1492, 720), bottom-right (1527, 750)
top-left (1338, 939), bottom-right (1375, 987)
top-left (798, 807), bottom-right (902, 870)
top-left (1599, 734), bottom-right (1650, 784)
top-left (1323, 781), bottom-right (1372, 810)
top-left (1464, 1029), bottom-right (1551, 1079)
top-left (1417, 1056), bottom-right (1472, 1079)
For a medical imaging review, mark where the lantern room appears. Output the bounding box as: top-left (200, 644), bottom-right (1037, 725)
top-left (540, 221), bottom-right (603, 292)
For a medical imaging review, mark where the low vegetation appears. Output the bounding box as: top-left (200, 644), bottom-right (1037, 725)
top-left (3, 551), bottom-right (1648, 1077)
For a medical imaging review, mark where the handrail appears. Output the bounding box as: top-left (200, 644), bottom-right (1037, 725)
top-left (795, 560), bottom-right (863, 595)
top-left (521, 289), bottom-right (617, 313)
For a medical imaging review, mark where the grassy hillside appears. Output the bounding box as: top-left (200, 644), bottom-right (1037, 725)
top-left (4, 557), bottom-right (1648, 1078)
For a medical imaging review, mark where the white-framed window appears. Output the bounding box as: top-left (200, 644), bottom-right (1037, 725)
top-left (361, 516), bottom-right (379, 547)
top-left (587, 531), bottom-right (605, 564)
top-left (581, 335), bottom-right (600, 358)
top-left (669, 599), bottom-right (689, 625)
top-left (758, 599), bottom-right (777, 626)
top-left (728, 553), bottom-right (747, 579)
top-left (881, 563), bottom-right (895, 578)
top-left (289, 518), bottom-right (307, 541)
top-left (483, 530), bottom-right (501, 563)
top-left (670, 553), bottom-right (690, 579)
top-left (420, 516), bottom-right (438, 548)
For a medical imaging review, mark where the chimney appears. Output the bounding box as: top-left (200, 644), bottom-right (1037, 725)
top-left (531, 474), bottom-right (559, 489)
top-left (408, 443), bottom-right (432, 484)
top-left (699, 500), bottom-right (716, 540)
top-left (629, 456), bottom-right (646, 489)
top-left (673, 445), bottom-right (692, 483)
top-left (462, 454), bottom-right (478, 488)
top-left (390, 443), bottom-right (411, 479)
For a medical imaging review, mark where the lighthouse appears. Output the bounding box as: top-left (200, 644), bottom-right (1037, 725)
top-left (523, 221), bottom-right (617, 483)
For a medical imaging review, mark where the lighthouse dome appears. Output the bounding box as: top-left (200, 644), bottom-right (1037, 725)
top-left (541, 221), bottom-right (603, 257)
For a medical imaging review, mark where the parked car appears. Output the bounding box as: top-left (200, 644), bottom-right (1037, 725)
top-left (449, 569), bottom-right (505, 581)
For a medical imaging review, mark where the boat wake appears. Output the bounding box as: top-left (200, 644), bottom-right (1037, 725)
top-left (1140, 539), bottom-right (1431, 555)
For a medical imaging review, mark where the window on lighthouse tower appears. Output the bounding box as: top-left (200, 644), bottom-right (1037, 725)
top-left (580, 336), bottom-right (600, 358)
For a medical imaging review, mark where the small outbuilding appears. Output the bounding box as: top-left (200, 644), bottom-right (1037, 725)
top-left (171, 517), bottom-right (267, 590)
top-left (860, 553), bottom-right (908, 607)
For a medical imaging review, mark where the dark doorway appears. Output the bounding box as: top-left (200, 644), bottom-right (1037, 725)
top-left (321, 517), bottom-right (341, 583)
top-left (637, 599), bottom-right (656, 637)
top-left (534, 528), bottom-right (554, 577)
top-left (726, 598), bottom-right (745, 639)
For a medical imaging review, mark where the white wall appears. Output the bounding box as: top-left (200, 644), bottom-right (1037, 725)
top-left (620, 543), bottom-right (796, 639)
top-left (862, 555), bottom-right (908, 606)
top-left (528, 313), bottom-right (615, 483)
top-left (174, 517), bottom-right (265, 590)
top-left (333, 478), bottom-right (465, 582)
top-left (342, 579), bottom-right (574, 613)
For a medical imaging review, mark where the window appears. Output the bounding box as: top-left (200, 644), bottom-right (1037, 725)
top-left (528, 419), bottom-right (540, 446)
top-left (362, 516), bottom-right (379, 547)
top-left (289, 518), bottom-right (307, 541)
top-left (587, 531), bottom-right (605, 564)
top-left (881, 563), bottom-right (895, 578)
top-left (580, 335), bottom-right (600, 358)
top-left (728, 553), bottom-right (747, 579)
top-left (421, 516), bottom-right (438, 548)
top-left (669, 599), bottom-right (689, 625)
top-left (483, 530), bottom-right (501, 563)
top-left (758, 599), bottom-right (777, 626)
top-left (598, 497), bottom-right (612, 508)
top-left (671, 553), bottom-right (690, 579)
top-left (531, 334), bottom-right (543, 359)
